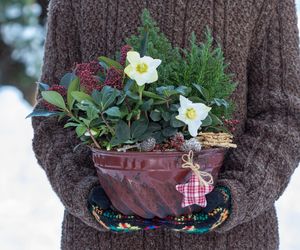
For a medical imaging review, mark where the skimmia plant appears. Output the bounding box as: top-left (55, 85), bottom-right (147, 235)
top-left (28, 10), bottom-right (237, 151)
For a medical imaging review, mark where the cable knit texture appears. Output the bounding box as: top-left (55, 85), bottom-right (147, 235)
top-left (32, 0), bottom-right (300, 249)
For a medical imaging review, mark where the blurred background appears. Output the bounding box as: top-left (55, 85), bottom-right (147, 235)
top-left (0, 1), bottom-right (299, 249)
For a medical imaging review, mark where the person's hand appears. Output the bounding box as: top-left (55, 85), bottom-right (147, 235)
top-left (87, 186), bottom-right (163, 232)
top-left (160, 186), bottom-right (231, 233)
top-left (88, 186), bottom-right (231, 234)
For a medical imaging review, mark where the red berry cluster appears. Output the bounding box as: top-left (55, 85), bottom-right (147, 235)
top-left (104, 67), bottom-right (124, 90)
top-left (76, 61), bottom-right (102, 75)
top-left (223, 118), bottom-right (240, 133)
top-left (77, 69), bottom-right (102, 94)
top-left (154, 142), bottom-right (172, 151)
top-left (154, 136), bottom-right (185, 151)
top-left (43, 85), bottom-right (67, 111)
top-left (170, 133), bottom-right (185, 151)
top-left (120, 45), bottom-right (132, 66)
top-left (76, 61), bottom-right (103, 94)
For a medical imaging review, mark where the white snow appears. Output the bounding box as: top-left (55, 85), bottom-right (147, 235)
top-left (0, 87), bottom-right (63, 250)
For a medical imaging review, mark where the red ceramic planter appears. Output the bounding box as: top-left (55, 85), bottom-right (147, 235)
top-left (92, 148), bottom-right (226, 219)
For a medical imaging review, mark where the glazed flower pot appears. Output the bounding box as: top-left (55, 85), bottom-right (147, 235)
top-left (92, 148), bottom-right (226, 219)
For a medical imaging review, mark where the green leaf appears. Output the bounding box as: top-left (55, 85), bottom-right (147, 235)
top-left (116, 93), bottom-right (127, 105)
top-left (42, 91), bottom-right (67, 110)
top-left (162, 127), bottom-right (177, 137)
top-left (153, 100), bottom-right (168, 105)
top-left (115, 120), bottom-right (131, 142)
top-left (175, 86), bottom-right (192, 96)
top-left (64, 122), bottom-right (80, 128)
top-left (201, 115), bottom-right (212, 127)
top-left (147, 122), bottom-right (161, 133)
top-left (140, 99), bottom-right (154, 111)
top-left (192, 83), bottom-right (209, 100)
top-left (110, 137), bottom-right (123, 147)
top-left (156, 86), bottom-right (174, 96)
top-left (119, 105), bottom-right (129, 118)
top-left (71, 91), bottom-right (94, 103)
top-left (170, 104), bottom-right (180, 112)
top-left (143, 91), bottom-right (165, 100)
top-left (170, 114), bottom-right (185, 128)
top-left (211, 98), bottom-right (229, 108)
top-left (99, 61), bottom-right (108, 71)
top-left (101, 86), bottom-right (120, 110)
top-left (126, 112), bottom-right (133, 121)
top-left (67, 77), bottom-right (80, 109)
top-left (86, 104), bottom-right (99, 121)
top-left (105, 107), bottom-right (122, 117)
top-left (37, 82), bottom-right (50, 91)
top-left (76, 125), bottom-right (87, 137)
top-left (152, 131), bottom-right (164, 143)
top-left (99, 56), bottom-right (123, 70)
top-left (150, 110), bottom-right (161, 121)
top-left (60, 72), bottom-right (77, 88)
top-left (79, 117), bottom-right (91, 127)
top-left (91, 90), bottom-right (102, 105)
top-left (210, 113), bottom-right (223, 126)
top-left (162, 111), bottom-right (171, 121)
top-left (126, 90), bottom-right (140, 101)
top-left (124, 79), bottom-right (134, 91)
top-left (26, 109), bottom-right (60, 119)
top-left (188, 96), bottom-right (206, 103)
top-left (90, 118), bottom-right (104, 127)
top-left (131, 119), bottom-right (149, 139)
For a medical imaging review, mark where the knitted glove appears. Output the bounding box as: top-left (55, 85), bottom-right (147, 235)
top-left (88, 186), bottom-right (163, 232)
top-left (88, 186), bottom-right (231, 234)
top-left (161, 186), bottom-right (231, 233)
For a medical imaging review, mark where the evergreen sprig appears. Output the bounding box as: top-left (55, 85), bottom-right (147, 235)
top-left (126, 10), bottom-right (181, 85)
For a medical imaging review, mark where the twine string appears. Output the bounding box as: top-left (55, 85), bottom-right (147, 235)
top-left (181, 150), bottom-right (214, 187)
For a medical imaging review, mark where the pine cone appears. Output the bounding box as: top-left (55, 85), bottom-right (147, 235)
top-left (140, 137), bottom-right (156, 152)
top-left (180, 138), bottom-right (202, 152)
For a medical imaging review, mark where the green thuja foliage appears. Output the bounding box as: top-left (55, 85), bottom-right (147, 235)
top-left (175, 31), bottom-right (236, 101)
top-left (126, 9), bottom-right (181, 85)
top-left (127, 9), bottom-right (236, 118)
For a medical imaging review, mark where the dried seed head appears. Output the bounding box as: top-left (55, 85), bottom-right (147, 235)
top-left (180, 138), bottom-right (202, 152)
top-left (140, 137), bottom-right (156, 152)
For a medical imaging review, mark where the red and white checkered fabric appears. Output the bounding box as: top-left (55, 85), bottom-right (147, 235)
top-left (176, 173), bottom-right (214, 208)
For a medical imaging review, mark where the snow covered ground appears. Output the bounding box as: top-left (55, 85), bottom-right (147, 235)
top-left (0, 87), bottom-right (63, 250)
top-left (0, 86), bottom-right (299, 250)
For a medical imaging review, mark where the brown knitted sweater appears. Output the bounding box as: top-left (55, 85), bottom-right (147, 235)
top-left (32, 0), bottom-right (300, 249)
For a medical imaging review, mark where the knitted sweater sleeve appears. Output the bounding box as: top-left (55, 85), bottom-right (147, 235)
top-left (216, 0), bottom-right (300, 232)
top-left (31, 0), bottom-right (106, 231)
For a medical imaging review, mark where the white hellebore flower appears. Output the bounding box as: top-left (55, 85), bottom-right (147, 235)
top-left (124, 51), bottom-right (161, 86)
top-left (176, 95), bottom-right (211, 137)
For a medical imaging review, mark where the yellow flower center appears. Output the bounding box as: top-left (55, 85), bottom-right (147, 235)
top-left (185, 108), bottom-right (197, 120)
top-left (136, 63), bottom-right (148, 74)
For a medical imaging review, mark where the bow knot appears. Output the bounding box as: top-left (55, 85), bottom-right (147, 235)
top-left (181, 151), bottom-right (214, 187)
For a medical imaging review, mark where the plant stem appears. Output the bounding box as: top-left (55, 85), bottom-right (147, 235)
top-left (138, 85), bottom-right (145, 101)
top-left (166, 100), bottom-right (170, 109)
top-left (67, 110), bottom-right (101, 149)
top-left (87, 128), bottom-right (101, 149)
top-left (100, 112), bottom-right (115, 135)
